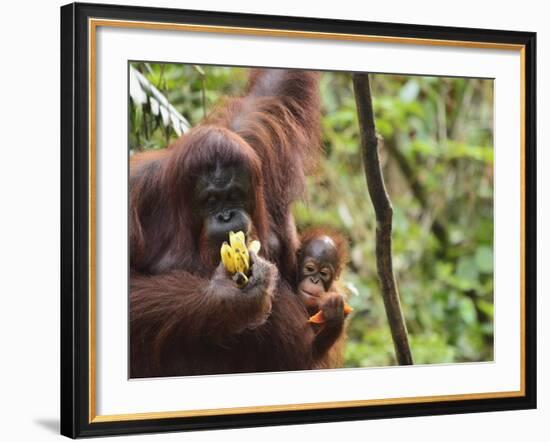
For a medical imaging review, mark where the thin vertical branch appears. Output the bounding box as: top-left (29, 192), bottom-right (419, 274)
top-left (384, 137), bottom-right (449, 250)
top-left (194, 65), bottom-right (207, 119)
top-left (352, 73), bottom-right (413, 366)
top-left (201, 76), bottom-right (207, 119)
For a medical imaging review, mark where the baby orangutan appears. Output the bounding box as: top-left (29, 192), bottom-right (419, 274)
top-left (297, 228), bottom-right (352, 368)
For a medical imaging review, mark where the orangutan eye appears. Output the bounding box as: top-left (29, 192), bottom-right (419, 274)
top-left (305, 264), bottom-right (316, 273)
top-left (320, 269), bottom-right (331, 280)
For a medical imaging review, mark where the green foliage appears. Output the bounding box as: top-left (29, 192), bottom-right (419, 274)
top-left (130, 64), bottom-right (494, 367)
top-left (129, 63), bottom-right (248, 151)
top-left (320, 73), bottom-right (494, 366)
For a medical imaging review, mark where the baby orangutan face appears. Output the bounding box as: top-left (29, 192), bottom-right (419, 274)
top-left (298, 236), bottom-right (339, 311)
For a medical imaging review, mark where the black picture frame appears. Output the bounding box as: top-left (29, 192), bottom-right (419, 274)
top-left (60, 2), bottom-right (537, 438)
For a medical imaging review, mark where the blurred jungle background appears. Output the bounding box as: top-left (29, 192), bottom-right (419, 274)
top-left (129, 63), bottom-right (494, 367)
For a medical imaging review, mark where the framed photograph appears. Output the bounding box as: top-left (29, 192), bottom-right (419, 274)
top-left (60, 2), bottom-right (536, 438)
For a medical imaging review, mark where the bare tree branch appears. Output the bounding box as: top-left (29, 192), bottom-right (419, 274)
top-left (352, 73), bottom-right (413, 366)
top-left (384, 138), bottom-right (449, 249)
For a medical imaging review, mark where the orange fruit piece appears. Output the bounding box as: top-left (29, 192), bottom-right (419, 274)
top-left (308, 303), bottom-right (353, 324)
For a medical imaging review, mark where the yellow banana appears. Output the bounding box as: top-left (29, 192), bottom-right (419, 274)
top-left (233, 250), bottom-right (248, 273)
top-left (229, 231), bottom-right (249, 265)
top-left (231, 230), bottom-right (245, 245)
top-left (228, 231), bottom-right (239, 249)
top-left (220, 241), bottom-right (236, 273)
top-left (220, 232), bottom-right (262, 288)
top-left (237, 249), bottom-right (250, 273)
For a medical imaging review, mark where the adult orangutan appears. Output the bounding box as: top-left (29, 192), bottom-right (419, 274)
top-left (129, 68), bottom-right (326, 377)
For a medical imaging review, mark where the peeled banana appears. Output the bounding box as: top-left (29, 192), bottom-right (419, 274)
top-left (220, 231), bottom-right (261, 288)
top-left (220, 242), bottom-right (236, 273)
top-left (248, 240), bottom-right (261, 255)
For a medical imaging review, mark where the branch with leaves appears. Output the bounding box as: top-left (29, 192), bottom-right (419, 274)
top-left (129, 65), bottom-right (191, 141)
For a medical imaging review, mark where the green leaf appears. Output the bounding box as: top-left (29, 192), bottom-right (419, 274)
top-left (477, 299), bottom-right (494, 319)
top-left (455, 257), bottom-right (479, 287)
top-left (399, 80), bottom-right (420, 103)
top-left (459, 297), bottom-right (477, 325)
top-left (475, 246), bottom-right (494, 274)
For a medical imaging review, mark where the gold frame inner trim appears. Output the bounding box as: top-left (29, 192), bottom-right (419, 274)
top-left (88, 18), bottom-right (527, 423)
top-left (91, 18), bottom-right (524, 50)
top-left (92, 390), bottom-right (523, 423)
